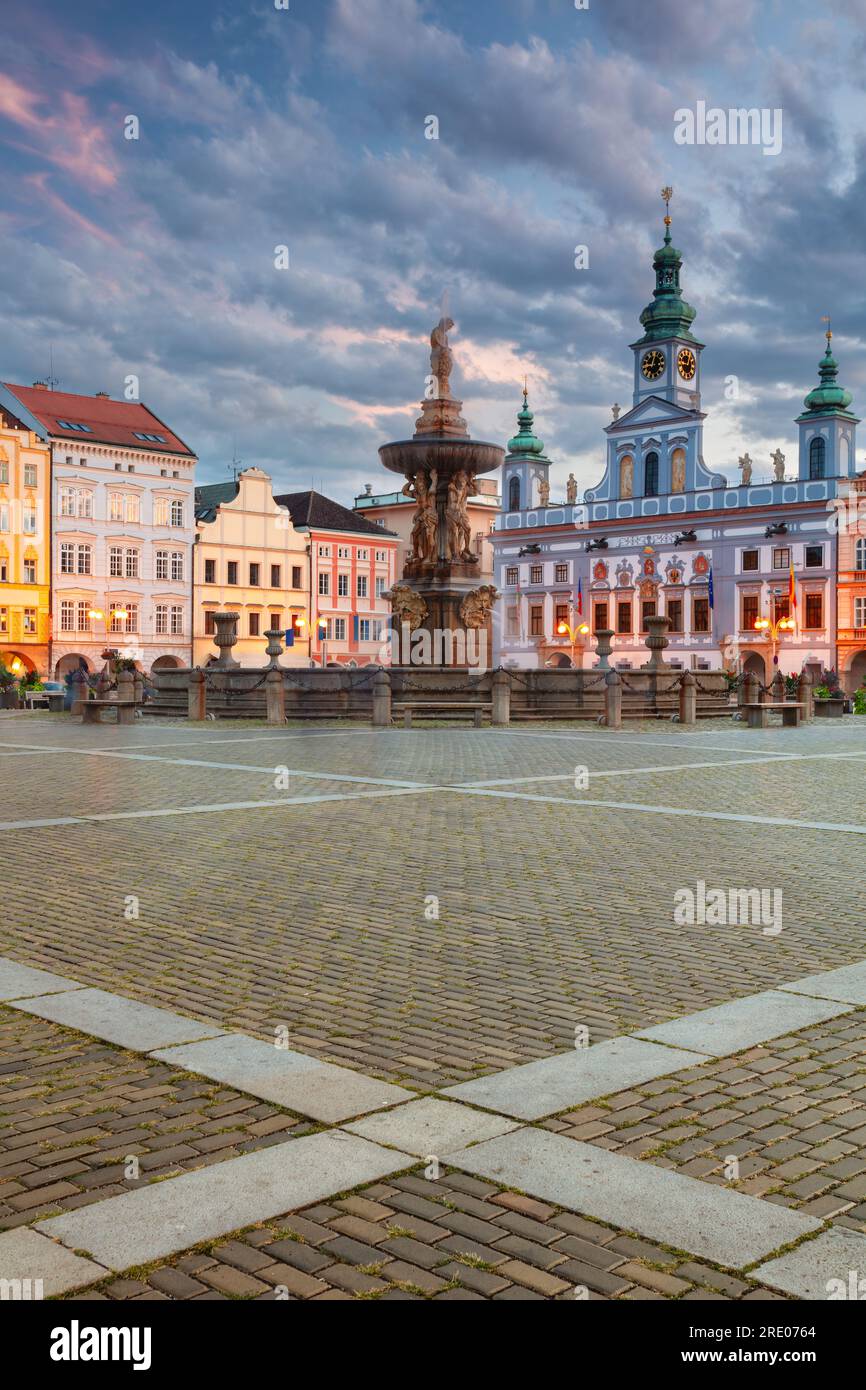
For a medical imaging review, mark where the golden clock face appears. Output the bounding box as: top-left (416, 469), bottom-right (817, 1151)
top-left (677, 348), bottom-right (697, 380)
top-left (641, 349), bottom-right (666, 380)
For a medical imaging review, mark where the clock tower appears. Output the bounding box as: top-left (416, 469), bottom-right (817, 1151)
top-left (630, 189), bottom-right (704, 411)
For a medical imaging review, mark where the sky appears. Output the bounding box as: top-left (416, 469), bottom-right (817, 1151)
top-left (2, 0), bottom-right (866, 503)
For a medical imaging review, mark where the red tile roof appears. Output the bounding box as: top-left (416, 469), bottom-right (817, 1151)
top-left (0, 383), bottom-right (195, 457)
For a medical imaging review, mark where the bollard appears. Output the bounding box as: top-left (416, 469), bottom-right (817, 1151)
top-left (188, 667), bottom-right (207, 721)
top-left (266, 668), bottom-right (285, 725)
top-left (491, 669), bottom-right (511, 727)
top-left (70, 671), bottom-right (87, 717)
top-left (403, 708), bottom-right (412, 729)
top-left (798, 668), bottom-right (814, 721)
top-left (604, 668), bottom-right (622, 730)
top-left (678, 670), bottom-right (696, 726)
top-left (771, 670), bottom-right (785, 704)
top-left (116, 670), bottom-right (135, 725)
top-left (133, 671), bottom-right (144, 708)
top-left (372, 670), bottom-right (391, 727)
top-left (743, 671), bottom-right (758, 709)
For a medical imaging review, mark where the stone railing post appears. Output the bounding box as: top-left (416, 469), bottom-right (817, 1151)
top-left (70, 671), bottom-right (87, 717)
top-left (188, 667), bottom-right (207, 721)
top-left (372, 670), bottom-right (392, 727)
top-left (117, 669), bottom-right (133, 701)
top-left (743, 671), bottom-right (758, 708)
top-left (133, 671), bottom-right (144, 707)
top-left (678, 670), bottom-right (696, 726)
top-left (266, 668), bottom-right (285, 725)
top-left (798, 668), bottom-right (814, 721)
top-left (604, 668), bottom-right (622, 730)
top-left (491, 669), bottom-right (511, 727)
top-left (771, 669), bottom-right (785, 703)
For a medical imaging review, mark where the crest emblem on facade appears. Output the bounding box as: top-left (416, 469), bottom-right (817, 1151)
top-left (593, 560), bottom-right (608, 581)
top-left (693, 553), bottom-right (710, 576)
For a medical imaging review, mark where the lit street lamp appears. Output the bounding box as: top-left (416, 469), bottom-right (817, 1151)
top-left (556, 618), bottom-right (590, 669)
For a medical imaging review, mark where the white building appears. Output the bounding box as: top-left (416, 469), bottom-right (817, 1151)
top-left (0, 382), bottom-right (197, 676)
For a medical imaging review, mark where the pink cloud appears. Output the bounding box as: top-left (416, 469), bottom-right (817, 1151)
top-left (24, 172), bottom-right (118, 246)
top-left (0, 73), bottom-right (117, 190)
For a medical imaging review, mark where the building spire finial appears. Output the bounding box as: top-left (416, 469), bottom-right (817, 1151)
top-left (661, 185), bottom-right (673, 243)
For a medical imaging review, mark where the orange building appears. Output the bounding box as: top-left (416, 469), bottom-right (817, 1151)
top-left (836, 475), bottom-right (866, 693)
top-left (0, 407), bottom-right (51, 675)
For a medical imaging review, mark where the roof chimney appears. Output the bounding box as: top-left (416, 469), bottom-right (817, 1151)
top-left (95, 391), bottom-right (110, 398)
top-left (364, 483), bottom-right (372, 495)
top-left (31, 380), bottom-right (48, 390)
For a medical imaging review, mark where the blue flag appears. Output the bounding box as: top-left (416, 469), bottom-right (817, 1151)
top-left (353, 614), bottom-right (359, 641)
top-left (708, 566), bottom-right (714, 610)
top-left (284, 628), bottom-right (295, 647)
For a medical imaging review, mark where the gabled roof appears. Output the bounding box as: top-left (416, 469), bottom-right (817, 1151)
top-left (273, 489), bottom-right (398, 538)
top-left (0, 383), bottom-right (196, 457)
top-left (195, 480), bottom-right (240, 522)
top-left (605, 394), bottom-right (703, 433)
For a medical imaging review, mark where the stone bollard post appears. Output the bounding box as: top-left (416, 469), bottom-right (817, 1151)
top-left (604, 668), bottom-right (622, 730)
top-left (96, 669), bottom-right (111, 698)
top-left (678, 671), bottom-right (697, 726)
top-left (491, 669), bottom-right (511, 727)
top-left (743, 671), bottom-right (758, 709)
top-left (771, 670), bottom-right (785, 704)
top-left (266, 668), bottom-right (285, 725)
top-left (798, 668), bottom-right (814, 721)
top-left (188, 667), bottom-right (207, 721)
top-left (117, 670), bottom-right (133, 700)
top-left (70, 671), bottom-right (87, 717)
top-left (372, 670), bottom-right (392, 727)
top-left (133, 671), bottom-right (144, 707)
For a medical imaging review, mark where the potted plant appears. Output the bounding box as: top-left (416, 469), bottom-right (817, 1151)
top-left (814, 668), bottom-right (847, 718)
top-left (0, 663), bottom-right (19, 709)
top-left (854, 685), bottom-right (866, 716)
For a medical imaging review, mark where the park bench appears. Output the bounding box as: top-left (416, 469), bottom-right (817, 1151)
top-left (393, 700), bottom-right (492, 728)
top-left (23, 684), bottom-right (64, 712)
top-left (81, 696), bottom-right (136, 725)
top-left (743, 701), bottom-right (803, 729)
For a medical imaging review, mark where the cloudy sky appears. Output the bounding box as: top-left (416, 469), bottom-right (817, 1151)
top-left (2, 0), bottom-right (866, 501)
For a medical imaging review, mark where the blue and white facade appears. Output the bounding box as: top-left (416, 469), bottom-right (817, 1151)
top-left (492, 214), bottom-right (860, 682)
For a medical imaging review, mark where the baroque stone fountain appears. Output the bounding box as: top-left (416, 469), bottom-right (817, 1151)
top-left (378, 317), bottom-right (504, 665)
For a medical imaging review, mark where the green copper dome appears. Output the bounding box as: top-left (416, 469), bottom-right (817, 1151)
top-left (507, 388), bottom-right (547, 457)
top-left (802, 334), bottom-right (854, 414)
top-left (636, 218), bottom-right (699, 346)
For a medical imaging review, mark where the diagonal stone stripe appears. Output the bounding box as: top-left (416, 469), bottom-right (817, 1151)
top-left (0, 1227), bottom-right (107, 1296)
top-left (447, 1129), bottom-right (821, 1268)
top-left (151, 1033), bottom-right (414, 1124)
top-left (753, 1228), bottom-right (866, 1299)
top-left (343, 1096), bottom-right (518, 1155)
top-left (0, 959), bottom-right (82, 1001)
top-left (37, 1131), bottom-right (414, 1270)
top-left (781, 961), bottom-right (866, 1005)
top-left (634, 989), bottom-right (852, 1056)
top-left (8, 987), bottom-right (225, 1050)
top-left (440, 1036), bottom-right (706, 1120)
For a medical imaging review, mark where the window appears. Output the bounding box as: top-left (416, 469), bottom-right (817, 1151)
top-left (809, 437), bottom-right (826, 481)
top-left (155, 550), bottom-right (168, 581)
top-left (530, 565), bottom-right (543, 584)
top-left (77, 601), bottom-right (90, 631)
top-left (375, 577), bottom-right (386, 598)
top-left (359, 619), bottom-right (371, 641)
top-left (319, 572), bottom-right (330, 596)
top-left (75, 490), bottom-right (92, 519)
top-left (644, 452), bottom-right (659, 497)
top-left (375, 550), bottom-right (387, 563)
top-left (554, 603), bottom-right (569, 632)
top-left (249, 613), bottom-right (260, 637)
top-left (249, 563), bottom-right (260, 587)
top-left (338, 546), bottom-right (350, 559)
top-left (774, 596), bottom-right (790, 622)
top-left (155, 605), bottom-right (168, 635)
top-left (24, 559), bottom-right (36, 584)
top-left (0, 461), bottom-right (7, 483)
top-left (555, 564), bottom-right (569, 584)
top-left (204, 611), bottom-right (216, 635)
top-left (110, 605), bottom-right (138, 633)
top-left (693, 596), bottom-right (710, 633)
top-left (508, 476), bottom-right (521, 511)
top-left (742, 594), bottom-right (759, 630)
top-left (170, 605), bottom-right (183, 635)
top-left (357, 548), bottom-right (368, 561)
top-left (667, 599), bottom-right (683, 633)
top-left (60, 542), bottom-right (75, 575)
top-left (805, 545), bottom-right (823, 568)
top-left (132, 431), bottom-right (166, 443)
top-left (61, 486), bottom-right (77, 518)
top-left (110, 546), bottom-right (124, 577)
top-left (333, 617), bottom-right (346, 641)
top-left (23, 609), bottom-right (36, 633)
top-left (0, 607), bottom-right (6, 632)
top-left (24, 464), bottom-right (37, 487)
top-left (154, 498), bottom-right (169, 526)
top-left (109, 493), bottom-right (140, 523)
top-left (270, 612), bottom-right (281, 630)
top-left (76, 544), bottom-right (92, 575)
top-left (56, 419), bottom-right (92, 432)
top-left (204, 558), bottom-right (216, 584)
top-left (772, 547), bottom-right (791, 570)
top-left (855, 596), bottom-right (866, 627)
top-left (60, 600), bottom-right (75, 632)
top-left (170, 500), bottom-right (184, 527)
top-left (506, 567), bottom-right (519, 586)
top-left (506, 606), bottom-right (519, 637)
top-left (110, 546), bottom-right (139, 578)
top-left (318, 545), bottom-right (331, 558)
top-left (0, 503), bottom-right (7, 531)
top-left (125, 549), bottom-right (139, 579)
top-left (742, 549), bottom-right (759, 572)
top-left (641, 599), bottom-right (656, 630)
top-left (530, 605), bottom-right (544, 637)
top-left (337, 574), bottom-right (349, 597)
top-left (23, 504), bottom-right (37, 533)
top-left (292, 565), bottom-right (302, 588)
top-left (593, 601), bottom-right (608, 631)
top-left (357, 575), bottom-right (367, 599)
top-left (271, 564), bottom-right (281, 588)
top-left (804, 592), bottom-right (823, 629)
top-left (170, 552), bottom-right (183, 582)
top-left (0, 558), bottom-right (6, 581)
top-left (616, 601), bottom-right (631, 634)
top-left (856, 539), bottom-right (866, 571)
top-left (227, 561), bottom-right (238, 585)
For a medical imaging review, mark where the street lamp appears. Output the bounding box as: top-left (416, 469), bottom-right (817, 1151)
top-left (754, 613), bottom-right (795, 666)
top-left (556, 619), bottom-right (590, 669)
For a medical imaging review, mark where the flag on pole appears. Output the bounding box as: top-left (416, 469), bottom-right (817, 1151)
top-left (577, 578), bottom-right (583, 616)
top-left (788, 561), bottom-right (797, 612)
top-left (708, 566), bottom-right (715, 609)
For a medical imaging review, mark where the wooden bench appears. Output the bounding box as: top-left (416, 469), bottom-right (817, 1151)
top-left (81, 698), bottom-right (136, 725)
top-left (393, 701), bottom-right (492, 729)
top-left (743, 701), bottom-right (803, 729)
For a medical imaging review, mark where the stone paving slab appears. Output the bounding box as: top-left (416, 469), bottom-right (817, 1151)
top-left (782, 962), bottom-right (866, 1005)
top-left (447, 1129), bottom-right (821, 1267)
top-left (151, 1034), bottom-right (414, 1124)
top-left (0, 959), bottom-right (81, 1001)
top-left (635, 990), bottom-right (852, 1057)
top-left (442, 1037), bottom-right (708, 1120)
top-left (37, 1131), bottom-right (413, 1269)
top-left (0, 1226), bottom-right (106, 1295)
top-left (344, 1098), bottom-right (518, 1156)
top-left (754, 1228), bottom-right (866, 1299)
top-left (9, 987), bottom-right (225, 1051)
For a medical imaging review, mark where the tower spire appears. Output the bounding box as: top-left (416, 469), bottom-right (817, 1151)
top-left (635, 187), bottom-right (697, 345)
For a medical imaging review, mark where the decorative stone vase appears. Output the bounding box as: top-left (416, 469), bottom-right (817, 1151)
top-left (212, 611), bottom-right (241, 669)
top-left (642, 615), bottom-right (671, 672)
top-left (594, 628), bottom-right (614, 672)
top-left (264, 629), bottom-right (285, 669)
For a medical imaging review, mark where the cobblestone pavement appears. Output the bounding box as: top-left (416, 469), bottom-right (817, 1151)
top-left (1, 716), bottom-right (864, 1089)
top-left (547, 1011), bottom-right (866, 1231)
top-left (0, 1009), bottom-right (314, 1229)
top-left (58, 1167), bottom-right (789, 1301)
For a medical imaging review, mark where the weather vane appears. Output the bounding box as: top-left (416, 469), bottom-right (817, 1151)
top-left (821, 314), bottom-right (832, 342)
top-left (661, 186), bottom-right (673, 226)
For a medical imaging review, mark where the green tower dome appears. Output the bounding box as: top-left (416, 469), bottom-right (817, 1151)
top-left (507, 387), bottom-right (546, 457)
top-left (636, 212), bottom-right (699, 346)
top-left (802, 332), bottom-right (854, 414)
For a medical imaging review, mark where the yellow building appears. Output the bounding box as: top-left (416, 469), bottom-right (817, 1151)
top-left (0, 410), bottom-right (51, 676)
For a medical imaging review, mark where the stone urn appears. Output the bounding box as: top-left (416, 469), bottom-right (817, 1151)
top-left (594, 628), bottom-right (614, 672)
top-left (264, 629), bottom-right (285, 669)
top-left (642, 615), bottom-right (671, 672)
top-left (212, 611), bottom-right (241, 669)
